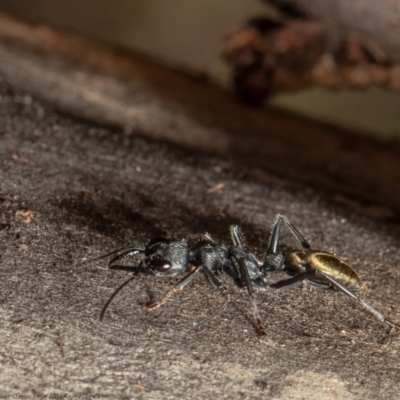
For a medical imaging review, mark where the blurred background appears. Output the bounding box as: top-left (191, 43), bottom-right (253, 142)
top-left (0, 0), bottom-right (399, 138)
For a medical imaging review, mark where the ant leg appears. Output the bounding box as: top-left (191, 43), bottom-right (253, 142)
top-left (230, 226), bottom-right (266, 335)
top-left (144, 266), bottom-right (204, 310)
top-left (267, 216), bottom-right (284, 254)
top-left (280, 215), bottom-right (311, 250)
top-left (268, 215), bottom-right (311, 254)
top-left (202, 267), bottom-right (223, 288)
top-left (318, 271), bottom-right (400, 329)
top-left (253, 277), bottom-right (269, 290)
top-left (231, 254), bottom-right (266, 336)
top-left (230, 226), bottom-right (260, 269)
top-left (271, 270), bottom-right (399, 328)
top-left (270, 270), bottom-right (318, 289)
top-left (230, 225), bottom-right (244, 249)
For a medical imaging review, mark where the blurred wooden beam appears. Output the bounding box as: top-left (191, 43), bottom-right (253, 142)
top-left (0, 12), bottom-right (399, 217)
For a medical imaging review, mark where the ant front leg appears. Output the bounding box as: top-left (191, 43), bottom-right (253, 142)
top-left (144, 266), bottom-right (204, 310)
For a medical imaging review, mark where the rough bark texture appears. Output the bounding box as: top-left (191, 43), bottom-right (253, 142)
top-left (0, 13), bottom-right (400, 400)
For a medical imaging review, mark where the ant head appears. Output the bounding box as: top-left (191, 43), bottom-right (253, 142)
top-left (145, 238), bottom-right (188, 277)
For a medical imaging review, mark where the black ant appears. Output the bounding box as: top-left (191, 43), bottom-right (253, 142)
top-left (97, 226), bottom-right (268, 335)
top-left (94, 215), bottom-right (399, 334)
top-left (264, 215), bottom-right (399, 329)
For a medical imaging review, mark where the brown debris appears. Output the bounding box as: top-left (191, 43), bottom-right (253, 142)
top-left (16, 209), bottom-right (34, 223)
top-left (223, 17), bottom-right (400, 103)
top-left (207, 182), bottom-right (225, 193)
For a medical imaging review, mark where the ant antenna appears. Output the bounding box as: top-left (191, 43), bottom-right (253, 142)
top-left (78, 246), bottom-right (145, 266)
top-left (100, 261), bottom-right (143, 321)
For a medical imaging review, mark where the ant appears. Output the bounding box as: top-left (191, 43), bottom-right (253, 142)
top-left (97, 226), bottom-right (268, 335)
top-left (264, 215), bottom-right (399, 329)
top-left (94, 215), bottom-right (399, 334)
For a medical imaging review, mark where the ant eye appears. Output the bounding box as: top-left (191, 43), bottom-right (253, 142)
top-left (153, 260), bottom-right (172, 272)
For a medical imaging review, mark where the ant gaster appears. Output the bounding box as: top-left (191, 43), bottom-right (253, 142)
top-left (264, 215), bottom-right (399, 329)
top-left (98, 226), bottom-right (268, 335)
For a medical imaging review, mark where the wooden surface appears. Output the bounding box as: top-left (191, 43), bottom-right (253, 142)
top-left (0, 13), bottom-right (399, 399)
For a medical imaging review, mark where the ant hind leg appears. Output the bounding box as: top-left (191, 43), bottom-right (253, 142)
top-left (318, 271), bottom-right (400, 329)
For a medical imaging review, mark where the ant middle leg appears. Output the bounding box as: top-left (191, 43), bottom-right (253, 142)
top-left (231, 253), bottom-right (266, 336)
top-left (230, 226), bottom-right (267, 335)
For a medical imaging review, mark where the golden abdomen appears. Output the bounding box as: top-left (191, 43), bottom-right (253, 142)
top-left (308, 251), bottom-right (361, 290)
